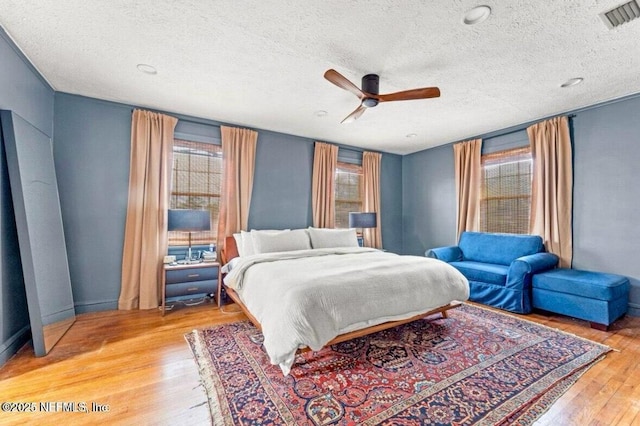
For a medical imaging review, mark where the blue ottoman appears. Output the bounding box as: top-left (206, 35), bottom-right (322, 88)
top-left (532, 268), bottom-right (630, 330)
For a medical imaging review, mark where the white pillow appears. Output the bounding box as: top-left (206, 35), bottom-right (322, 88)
top-left (233, 233), bottom-right (244, 257)
top-left (241, 229), bottom-right (289, 256)
top-left (307, 227), bottom-right (359, 249)
top-left (240, 230), bottom-right (256, 256)
top-left (251, 229), bottom-right (311, 254)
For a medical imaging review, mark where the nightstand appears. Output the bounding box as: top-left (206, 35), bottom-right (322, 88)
top-left (161, 262), bottom-right (220, 315)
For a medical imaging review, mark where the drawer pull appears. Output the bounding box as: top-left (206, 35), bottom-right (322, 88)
top-left (187, 287), bottom-right (198, 291)
top-left (187, 274), bottom-right (200, 278)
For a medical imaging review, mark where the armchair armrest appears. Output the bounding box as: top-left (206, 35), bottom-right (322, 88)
top-left (425, 246), bottom-right (462, 263)
top-left (506, 252), bottom-right (559, 289)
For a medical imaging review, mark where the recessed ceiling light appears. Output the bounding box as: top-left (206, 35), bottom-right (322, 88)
top-left (314, 110), bottom-right (328, 117)
top-left (463, 5), bottom-right (492, 25)
top-left (561, 77), bottom-right (584, 88)
top-left (406, 133), bottom-right (417, 139)
top-left (137, 64), bottom-right (157, 75)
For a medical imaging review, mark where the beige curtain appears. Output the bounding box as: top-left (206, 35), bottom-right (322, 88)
top-left (528, 116), bottom-right (573, 268)
top-left (362, 151), bottom-right (383, 248)
top-left (119, 109), bottom-right (177, 310)
top-left (311, 142), bottom-right (338, 228)
top-left (216, 126), bottom-right (258, 251)
top-left (453, 139), bottom-right (483, 239)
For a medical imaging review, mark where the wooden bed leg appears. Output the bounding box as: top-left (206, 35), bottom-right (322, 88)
top-left (441, 311), bottom-right (448, 319)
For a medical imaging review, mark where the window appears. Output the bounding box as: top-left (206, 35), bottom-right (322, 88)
top-left (334, 162), bottom-right (363, 228)
top-left (480, 147), bottom-right (532, 234)
top-left (169, 139), bottom-right (222, 245)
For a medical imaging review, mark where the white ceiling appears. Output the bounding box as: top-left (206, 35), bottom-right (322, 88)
top-left (1, 0), bottom-right (639, 155)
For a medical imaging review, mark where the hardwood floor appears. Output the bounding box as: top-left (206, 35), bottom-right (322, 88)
top-left (0, 301), bottom-right (638, 425)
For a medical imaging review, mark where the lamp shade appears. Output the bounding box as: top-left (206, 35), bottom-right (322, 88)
top-left (168, 209), bottom-right (211, 232)
top-left (348, 212), bottom-right (377, 229)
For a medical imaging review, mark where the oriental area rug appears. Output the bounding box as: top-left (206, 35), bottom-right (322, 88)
top-left (185, 303), bottom-right (610, 425)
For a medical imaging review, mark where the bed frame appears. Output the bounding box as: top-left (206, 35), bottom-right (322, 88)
top-left (220, 236), bottom-right (461, 352)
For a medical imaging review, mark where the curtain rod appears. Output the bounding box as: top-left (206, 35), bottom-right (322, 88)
top-left (475, 113), bottom-right (576, 141)
top-left (174, 115), bottom-right (224, 127)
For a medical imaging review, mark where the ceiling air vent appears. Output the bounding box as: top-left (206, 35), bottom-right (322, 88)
top-left (599, 0), bottom-right (640, 29)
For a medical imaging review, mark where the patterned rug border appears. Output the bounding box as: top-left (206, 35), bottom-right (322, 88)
top-left (187, 330), bottom-right (228, 424)
top-left (454, 303), bottom-right (612, 353)
top-left (185, 303), bottom-right (612, 425)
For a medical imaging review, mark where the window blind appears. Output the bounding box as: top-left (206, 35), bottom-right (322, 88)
top-left (335, 162), bottom-right (363, 228)
top-left (480, 147), bottom-right (532, 234)
top-left (169, 139), bottom-right (222, 245)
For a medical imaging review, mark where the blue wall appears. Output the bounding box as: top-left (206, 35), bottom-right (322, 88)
top-left (402, 144), bottom-right (456, 255)
top-left (0, 29), bottom-right (55, 364)
top-left (380, 153), bottom-right (403, 252)
top-left (249, 131), bottom-right (315, 229)
top-left (53, 95), bottom-right (132, 313)
top-left (571, 97), bottom-right (640, 316)
top-left (52, 93), bottom-right (404, 314)
top-left (402, 96), bottom-right (640, 316)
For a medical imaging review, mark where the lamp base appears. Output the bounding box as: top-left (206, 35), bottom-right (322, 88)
top-left (177, 259), bottom-right (202, 265)
top-left (177, 242), bottom-right (201, 264)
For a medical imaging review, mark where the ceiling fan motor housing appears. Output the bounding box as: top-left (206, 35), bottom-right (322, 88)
top-left (362, 74), bottom-right (379, 107)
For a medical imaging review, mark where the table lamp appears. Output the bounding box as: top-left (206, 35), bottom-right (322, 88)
top-left (348, 212), bottom-right (377, 247)
top-left (168, 209), bottom-right (211, 264)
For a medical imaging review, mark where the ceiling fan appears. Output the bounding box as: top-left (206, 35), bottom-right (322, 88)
top-left (323, 69), bottom-right (441, 123)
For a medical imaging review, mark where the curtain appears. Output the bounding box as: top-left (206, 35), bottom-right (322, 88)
top-left (453, 139), bottom-right (483, 239)
top-left (362, 151), bottom-right (383, 248)
top-left (311, 141), bottom-right (338, 228)
top-left (216, 126), bottom-right (258, 251)
top-left (119, 109), bottom-right (177, 310)
top-left (528, 116), bottom-right (573, 268)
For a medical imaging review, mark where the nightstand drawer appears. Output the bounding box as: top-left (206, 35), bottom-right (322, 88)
top-left (166, 267), bottom-right (217, 284)
top-left (162, 261), bottom-right (220, 315)
top-left (165, 279), bottom-right (217, 298)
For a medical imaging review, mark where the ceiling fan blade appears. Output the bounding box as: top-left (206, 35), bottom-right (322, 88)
top-left (341, 104), bottom-right (367, 124)
top-left (376, 87), bottom-right (441, 102)
top-left (324, 69), bottom-right (366, 99)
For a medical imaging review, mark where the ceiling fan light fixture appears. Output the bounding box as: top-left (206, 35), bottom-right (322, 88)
top-left (463, 5), bottom-right (492, 25)
top-left (561, 77), bottom-right (584, 88)
top-left (362, 98), bottom-right (379, 108)
top-left (137, 63), bottom-right (157, 75)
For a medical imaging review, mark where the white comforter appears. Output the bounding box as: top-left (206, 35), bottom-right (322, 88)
top-left (224, 247), bottom-right (469, 375)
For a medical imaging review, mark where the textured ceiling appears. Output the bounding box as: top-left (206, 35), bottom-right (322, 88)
top-left (1, 0), bottom-right (639, 154)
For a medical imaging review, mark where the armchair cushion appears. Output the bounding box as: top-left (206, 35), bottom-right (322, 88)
top-left (450, 261), bottom-right (508, 286)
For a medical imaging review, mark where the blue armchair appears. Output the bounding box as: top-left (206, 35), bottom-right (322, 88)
top-left (426, 232), bottom-right (558, 314)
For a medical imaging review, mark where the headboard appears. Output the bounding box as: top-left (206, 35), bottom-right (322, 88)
top-left (221, 235), bottom-right (239, 265)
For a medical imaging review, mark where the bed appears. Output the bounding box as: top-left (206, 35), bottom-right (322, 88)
top-left (220, 228), bottom-right (470, 375)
